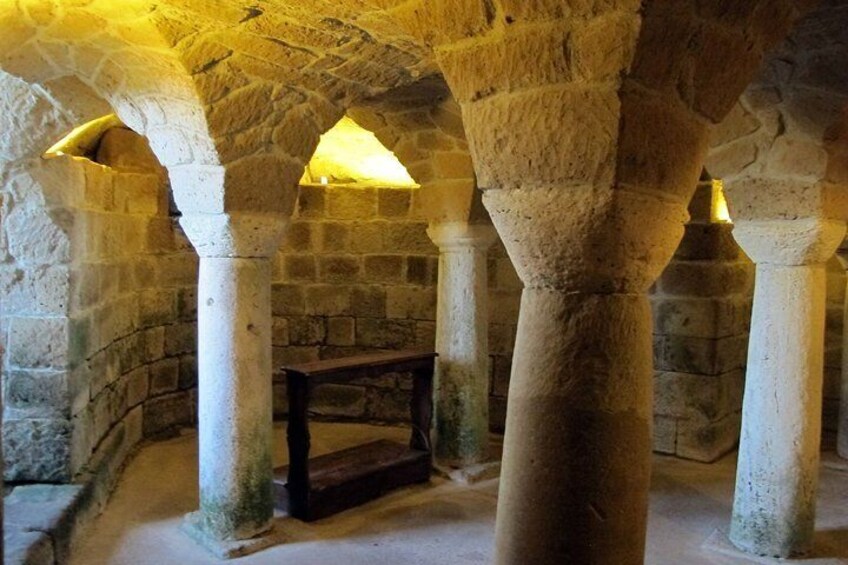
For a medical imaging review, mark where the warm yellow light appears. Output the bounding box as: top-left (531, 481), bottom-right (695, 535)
top-left (44, 114), bottom-right (122, 158)
top-left (711, 179), bottom-right (732, 223)
top-left (302, 116), bottom-right (419, 189)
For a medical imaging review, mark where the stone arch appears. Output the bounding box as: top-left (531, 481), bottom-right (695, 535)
top-left (0, 3), bottom-right (223, 218)
top-left (141, 2), bottom-right (435, 217)
top-left (706, 1), bottom-right (848, 224)
top-left (348, 77), bottom-right (488, 225)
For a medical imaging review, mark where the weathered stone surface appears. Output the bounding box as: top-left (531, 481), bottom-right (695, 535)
top-left (3, 530), bottom-right (53, 565)
top-left (4, 369), bottom-right (69, 419)
top-left (149, 358), bottom-right (180, 396)
top-left (5, 483), bottom-right (84, 563)
top-left (143, 392), bottom-right (194, 437)
top-left (4, 418), bottom-right (71, 482)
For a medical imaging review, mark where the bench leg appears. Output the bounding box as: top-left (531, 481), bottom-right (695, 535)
top-left (410, 369), bottom-right (434, 452)
top-left (286, 378), bottom-right (311, 518)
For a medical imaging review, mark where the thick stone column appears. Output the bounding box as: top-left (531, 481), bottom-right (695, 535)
top-left (427, 221), bottom-right (497, 467)
top-left (730, 218), bottom-right (845, 558)
top-left (180, 213), bottom-right (286, 549)
top-left (486, 188), bottom-right (687, 565)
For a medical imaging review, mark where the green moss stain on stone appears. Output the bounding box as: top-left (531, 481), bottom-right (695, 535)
top-left (200, 431), bottom-right (273, 540)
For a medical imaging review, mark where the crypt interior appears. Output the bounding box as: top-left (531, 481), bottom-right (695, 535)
top-left (0, 1), bottom-right (848, 564)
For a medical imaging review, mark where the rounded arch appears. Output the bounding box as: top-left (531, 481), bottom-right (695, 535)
top-left (706, 1), bottom-right (848, 223)
top-left (0, 2), bottom-right (225, 219)
top-left (347, 76), bottom-right (489, 225)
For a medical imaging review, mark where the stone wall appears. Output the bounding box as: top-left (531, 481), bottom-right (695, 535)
top-left (271, 182), bottom-right (439, 423)
top-left (1, 158), bottom-right (77, 482)
top-left (650, 181), bottom-right (754, 462)
top-left (1, 129), bottom-right (199, 484)
top-left (271, 183), bottom-right (522, 429)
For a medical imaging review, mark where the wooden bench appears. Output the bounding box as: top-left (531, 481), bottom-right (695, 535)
top-left (273, 349), bottom-right (437, 521)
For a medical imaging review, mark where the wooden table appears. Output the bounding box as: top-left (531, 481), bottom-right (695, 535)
top-left (274, 349), bottom-right (437, 521)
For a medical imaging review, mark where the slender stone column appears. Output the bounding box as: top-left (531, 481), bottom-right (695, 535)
top-left (180, 213), bottom-right (286, 545)
top-left (730, 218), bottom-right (846, 558)
top-left (427, 222), bottom-right (497, 467)
top-left (485, 188), bottom-right (686, 565)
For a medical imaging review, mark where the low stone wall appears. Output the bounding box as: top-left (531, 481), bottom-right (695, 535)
top-left (68, 157), bottom-right (199, 483)
top-left (2, 131), bottom-right (200, 484)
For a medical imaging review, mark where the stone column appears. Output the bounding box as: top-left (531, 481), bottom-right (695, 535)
top-left (486, 188), bottom-right (687, 565)
top-left (730, 218), bottom-right (846, 558)
top-left (427, 221), bottom-right (497, 468)
top-left (179, 213), bottom-right (286, 548)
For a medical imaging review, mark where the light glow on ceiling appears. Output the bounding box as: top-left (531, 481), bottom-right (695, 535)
top-left (301, 116), bottom-right (418, 189)
top-left (44, 114), bottom-right (122, 158)
top-left (711, 179), bottom-right (732, 224)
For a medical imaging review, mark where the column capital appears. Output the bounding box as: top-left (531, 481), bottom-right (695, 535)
top-left (427, 221), bottom-right (497, 252)
top-left (483, 187), bottom-right (688, 293)
top-left (732, 218), bottom-right (846, 266)
top-left (180, 212), bottom-right (287, 258)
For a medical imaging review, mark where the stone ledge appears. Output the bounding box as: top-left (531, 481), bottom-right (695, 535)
top-left (4, 484), bottom-right (84, 565)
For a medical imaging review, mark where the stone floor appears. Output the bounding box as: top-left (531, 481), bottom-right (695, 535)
top-left (70, 423), bottom-right (848, 565)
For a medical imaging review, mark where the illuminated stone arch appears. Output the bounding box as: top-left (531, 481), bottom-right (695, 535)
top-left (347, 77), bottom-right (488, 225)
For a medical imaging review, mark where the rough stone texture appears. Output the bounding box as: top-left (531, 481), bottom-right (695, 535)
top-left (730, 218), bottom-right (846, 558)
top-left (483, 186), bottom-right (686, 565)
top-left (398, 1), bottom-right (812, 562)
top-left (272, 184), bottom-right (521, 430)
top-left (0, 3), bottom-right (840, 564)
top-left (276, 185), bottom-right (434, 414)
top-left (428, 222), bottom-right (497, 468)
top-left (189, 229), bottom-right (282, 542)
top-left (1, 127), bottom-right (199, 487)
top-left (4, 484), bottom-right (84, 564)
top-left (707, 2), bottom-right (848, 464)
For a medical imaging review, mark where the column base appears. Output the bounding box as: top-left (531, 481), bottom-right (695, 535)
top-left (703, 527), bottom-right (835, 563)
top-left (434, 460), bottom-right (501, 485)
top-left (181, 512), bottom-right (282, 560)
top-left (704, 528), bottom-right (786, 564)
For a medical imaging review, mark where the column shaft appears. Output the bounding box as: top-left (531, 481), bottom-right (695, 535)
top-left (433, 241), bottom-right (491, 466)
top-left (197, 257), bottom-right (274, 540)
top-left (730, 263), bottom-right (825, 556)
top-left (495, 289), bottom-right (653, 565)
